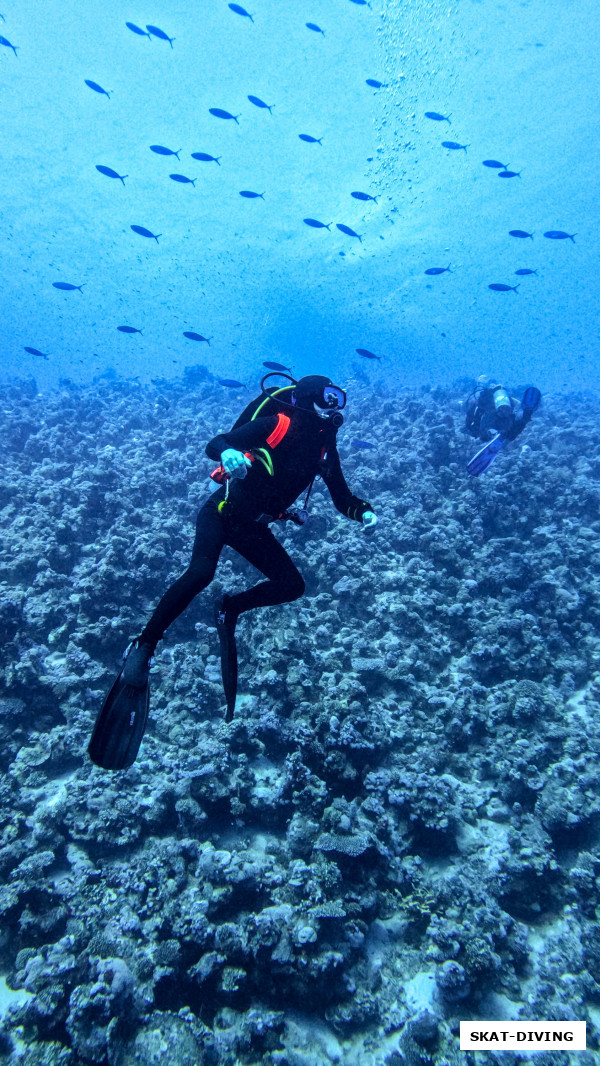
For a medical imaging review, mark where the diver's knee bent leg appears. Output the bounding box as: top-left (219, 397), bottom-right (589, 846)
top-left (139, 556), bottom-right (217, 646)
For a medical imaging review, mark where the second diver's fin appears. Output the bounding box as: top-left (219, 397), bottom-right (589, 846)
top-left (215, 597), bottom-right (238, 722)
top-left (467, 433), bottom-right (507, 477)
top-left (522, 385), bottom-right (541, 413)
top-left (88, 648), bottom-right (151, 770)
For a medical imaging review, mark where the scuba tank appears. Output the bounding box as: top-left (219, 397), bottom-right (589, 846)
top-left (491, 385), bottom-right (513, 433)
top-left (492, 386), bottom-right (511, 415)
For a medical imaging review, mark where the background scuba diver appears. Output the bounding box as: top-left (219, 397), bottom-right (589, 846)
top-left (465, 378), bottom-right (541, 476)
top-left (89, 374), bottom-right (377, 770)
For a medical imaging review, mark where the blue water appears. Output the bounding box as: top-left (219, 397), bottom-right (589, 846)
top-left (2, 0), bottom-right (598, 396)
top-left (2, 5), bottom-right (600, 1061)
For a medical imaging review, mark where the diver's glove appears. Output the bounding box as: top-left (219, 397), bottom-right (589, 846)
top-left (362, 510), bottom-right (378, 533)
top-left (221, 448), bottom-right (252, 478)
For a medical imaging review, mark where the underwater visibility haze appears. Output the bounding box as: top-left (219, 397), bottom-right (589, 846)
top-left (1, 0), bottom-right (599, 390)
top-left (1, 0), bottom-right (600, 1064)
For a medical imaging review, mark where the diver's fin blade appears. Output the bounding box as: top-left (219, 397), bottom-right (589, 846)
top-left (467, 433), bottom-right (507, 477)
top-left (88, 672), bottom-right (150, 770)
top-left (223, 644), bottom-right (238, 722)
top-left (215, 603), bottom-right (238, 722)
top-left (219, 630), bottom-right (238, 722)
top-left (522, 385), bottom-right (541, 413)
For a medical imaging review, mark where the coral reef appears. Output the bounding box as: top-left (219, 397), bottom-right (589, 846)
top-left (0, 374), bottom-right (599, 1064)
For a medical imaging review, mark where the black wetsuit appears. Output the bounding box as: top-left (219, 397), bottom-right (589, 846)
top-left (139, 393), bottom-right (372, 649)
top-left (465, 386), bottom-right (532, 443)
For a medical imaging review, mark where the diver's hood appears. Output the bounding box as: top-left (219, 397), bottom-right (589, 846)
top-left (260, 372), bottom-right (345, 425)
top-left (292, 375), bottom-right (335, 411)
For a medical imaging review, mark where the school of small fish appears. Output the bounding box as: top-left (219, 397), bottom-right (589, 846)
top-left (13, 3), bottom-right (386, 363)
top-left (5, 2), bottom-right (577, 365)
top-left (422, 114), bottom-right (576, 294)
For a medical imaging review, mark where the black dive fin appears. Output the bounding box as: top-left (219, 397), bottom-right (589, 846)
top-left (467, 433), bottom-right (507, 477)
top-left (522, 385), bottom-right (541, 413)
top-left (88, 671), bottom-right (150, 770)
top-left (215, 601), bottom-right (238, 722)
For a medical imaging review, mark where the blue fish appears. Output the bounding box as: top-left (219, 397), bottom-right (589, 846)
top-left (263, 361), bottom-right (292, 372)
top-left (117, 325), bottom-right (143, 334)
top-left (96, 165), bottom-right (127, 184)
top-left (304, 218), bottom-right (330, 229)
top-left (209, 108), bottom-right (239, 123)
top-left (366, 79), bottom-right (385, 88)
top-left (183, 332), bottom-right (211, 343)
top-left (248, 94), bottom-right (274, 113)
top-left (442, 140), bottom-right (468, 151)
top-left (544, 230), bottom-right (576, 242)
top-left (191, 152), bottom-right (221, 164)
top-left (425, 111), bottom-right (450, 122)
top-left (146, 25), bottom-right (175, 47)
top-left (509, 229), bottom-right (533, 239)
top-left (356, 348), bottom-right (380, 359)
top-left (239, 190), bottom-right (264, 198)
top-left (498, 169), bottom-right (522, 178)
top-left (219, 378), bottom-right (246, 388)
top-left (425, 265), bottom-right (451, 275)
top-left (24, 346), bottom-right (49, 359)
top-left (298, 134), bottom-right (322, 144)
top-left (514, 269), bottom-right (537, 276)
top-left (228, 3), bottom-right (254, 20)
top-left (489, 283), bottom-right (519, 292)
top-left (131, 225), bottom-right (161, 242)
top-left (351, 191), bottom-right (377, 202)
top-left (349, 0), bottom-right (370, 6)
top-left (0, 33), bottom-right (17, 55)
top-left (126, 22), bottom-right (150, 38)
top-left (150, 144), bottom-right (180, 158)
top-left (351, 438), bottom-right (376, 449)
top-left (170, 173), bottom-right (196, 186)
top-left (85, 79), bottom-right (110, 98)
top-left (53, 281), bottom-right (84, 292)
top-left (337, 224), bottom-right (362, 241)
top-left (306, 22), bottom-right (325, 34)
top-left (482, 159), bottom-right (508, 168)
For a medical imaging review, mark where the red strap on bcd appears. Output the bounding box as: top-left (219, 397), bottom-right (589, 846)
top-left (266, 412), bottom-right (291, 449)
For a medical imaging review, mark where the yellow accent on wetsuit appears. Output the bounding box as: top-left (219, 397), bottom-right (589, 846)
top-left (253, 447), bottom-right (274, 476)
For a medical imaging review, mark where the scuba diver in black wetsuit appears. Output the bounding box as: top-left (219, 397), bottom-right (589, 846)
top-left (464, 377), bottom-right (541, 476)
top-left (89, 374), bottom-right (378, 770)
